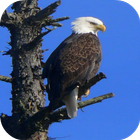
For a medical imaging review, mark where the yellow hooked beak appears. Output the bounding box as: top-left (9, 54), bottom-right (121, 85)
top-left (96, 24), bottom-right (106, 32)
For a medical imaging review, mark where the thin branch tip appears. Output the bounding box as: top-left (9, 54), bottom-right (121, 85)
top-left (57, 0), bottom-right (61, 5)
top-left (78, 92), bottom-right (115, 108)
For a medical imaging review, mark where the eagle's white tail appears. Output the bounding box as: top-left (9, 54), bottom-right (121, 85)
top-left (62, 87), bottom-right (78, 118)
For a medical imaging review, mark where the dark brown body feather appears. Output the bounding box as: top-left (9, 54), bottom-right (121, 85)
top-left (42, 33), bottom-right (102, 104)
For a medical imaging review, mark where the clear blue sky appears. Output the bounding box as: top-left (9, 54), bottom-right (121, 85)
top-left (0, 0), bottom-right (140, 140)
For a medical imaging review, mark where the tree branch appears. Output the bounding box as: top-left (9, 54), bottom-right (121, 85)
top-left (0, 75), bottom-right (12, 83)
top-left (78, 93), bottom-right (114, 108)
top-left (18, 92), bottom-right (115, 134)
top-left (1, 71), bottom-right (114, 137)
top-left (41, 16), bottom-right (70, 27)
top-left (24, 0), bottom-right (69, 28)
top-left (1, 92), bottom-right (114, 138)
top-left (30, 0), bottom-right (61, 22)
top-left (0, 49), bottom-right (12, 56)
top-left (51, 17), bottom-right (70, 23)
top-left (49, 92), bottom-right (115, 122)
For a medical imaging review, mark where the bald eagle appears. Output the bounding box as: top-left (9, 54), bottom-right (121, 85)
top-left (42, 17), bottom-right (106, 118)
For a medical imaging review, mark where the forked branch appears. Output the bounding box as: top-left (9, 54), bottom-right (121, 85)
top-left (32, 0), bottom-right (61, 22)
top-left (24, 0), bottom-right (69, 28)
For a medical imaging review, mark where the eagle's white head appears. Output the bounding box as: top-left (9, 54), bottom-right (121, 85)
top-left (71, 17), bottom-right (106, 35)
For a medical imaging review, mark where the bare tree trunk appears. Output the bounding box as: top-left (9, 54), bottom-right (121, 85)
top-left (0, 0), bottom-right (67, 139)
top-left (0, 0), bottom-right (114, 139)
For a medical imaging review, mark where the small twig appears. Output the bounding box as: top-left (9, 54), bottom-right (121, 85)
top-left (41, 49), bottom-right (49, 53)
top-left (0, 51), bottom-right (5, 53)
top-left (0, 49), bottom-right (12, 56)
top-left (42, 16), bottom-right (70, 27)
top-left (0, 75), bottom-right (12, 83)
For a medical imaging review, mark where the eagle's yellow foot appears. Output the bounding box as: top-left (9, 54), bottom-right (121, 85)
top-left (83, 89), bottom-right (90, 97)
top-left (77, 89), bottom-right (90, 100)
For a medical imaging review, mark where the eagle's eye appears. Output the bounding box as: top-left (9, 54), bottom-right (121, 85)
top-left (90, 22), bottom-right (98, 26)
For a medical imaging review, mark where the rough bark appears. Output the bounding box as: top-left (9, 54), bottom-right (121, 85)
top-left (0, 0), bottom-right (114, 139)
top-left (0, 0), bottom-right (69, 139)
top-left (1, 0), bottom-right (47, 139)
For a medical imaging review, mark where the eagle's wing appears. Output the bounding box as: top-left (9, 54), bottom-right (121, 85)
top-left (42, 33), bottom-right (101, 101)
